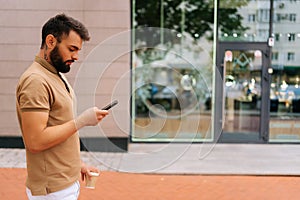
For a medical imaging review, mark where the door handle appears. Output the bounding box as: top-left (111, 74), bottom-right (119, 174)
top-left (263, 72), bottom-right (270, 81)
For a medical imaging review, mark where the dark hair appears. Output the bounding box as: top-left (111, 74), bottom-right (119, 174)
top-left (40, 13), bottom-right (90, 48)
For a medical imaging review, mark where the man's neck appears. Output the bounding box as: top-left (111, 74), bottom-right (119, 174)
top-left (38, 49), bottom-right (51, 65)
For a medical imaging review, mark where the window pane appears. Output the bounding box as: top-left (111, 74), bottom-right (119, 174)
top-left (131, 0), bottom-right (216, 142)
top-left (270, 0), bottom-right (300, 142)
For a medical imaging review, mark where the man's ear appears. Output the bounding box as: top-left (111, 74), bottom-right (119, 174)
top-left (45, 34), bottom-right (57, 49)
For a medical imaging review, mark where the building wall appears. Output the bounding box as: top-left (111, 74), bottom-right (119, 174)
top-left (0, 0), bottom-right (130, 139)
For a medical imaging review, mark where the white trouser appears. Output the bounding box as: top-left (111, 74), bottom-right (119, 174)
top-left (26, 181), bottom-right (80, 200)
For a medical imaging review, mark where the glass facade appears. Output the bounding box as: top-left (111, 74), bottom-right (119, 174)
top-left (131, 0), bottom-right (300, 143)
top-left (131, 0), bottom-right (217, 142)
top-left (269, 0), bottom-right (300, 142)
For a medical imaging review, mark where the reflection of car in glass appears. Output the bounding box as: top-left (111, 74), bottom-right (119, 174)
top-left (279, 86), bottom-right (295, 101)
top-left (151, 84), bottom-right (177, 111)
top-left (274, 85), bottom-right (300, 113)
top-left (135, 62), bottom-right (211, 115)
top-left (282, 85), bottom-right (300, 113)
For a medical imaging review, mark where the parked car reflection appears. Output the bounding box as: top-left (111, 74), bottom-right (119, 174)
top-left (271, 85), bottom-right (300, 113)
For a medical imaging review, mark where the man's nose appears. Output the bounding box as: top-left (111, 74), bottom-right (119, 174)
top-left (72, 52), bottom-right (79, 60)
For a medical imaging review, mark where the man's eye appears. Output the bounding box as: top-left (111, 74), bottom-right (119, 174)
top-left (69, 48), bottom-right (75, 52)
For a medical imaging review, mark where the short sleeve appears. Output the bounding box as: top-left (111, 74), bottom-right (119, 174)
top-left (17, 74), bottom-right (51, 112)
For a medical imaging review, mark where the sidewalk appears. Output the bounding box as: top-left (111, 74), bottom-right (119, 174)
top-left (2, 144), bottom-right (300, 199)
top-left (2, 144), bottom-right (300, 175)
top-left (2, 168), bottom-right (300, 200)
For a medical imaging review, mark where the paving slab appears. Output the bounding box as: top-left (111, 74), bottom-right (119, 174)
top-left (81, 143), bottom-right (300, 175)
top-left (3, 143), bottom-right (300, 175)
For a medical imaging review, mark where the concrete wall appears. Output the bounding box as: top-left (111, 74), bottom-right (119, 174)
top-left (0, 0), bottom-right (130, 139)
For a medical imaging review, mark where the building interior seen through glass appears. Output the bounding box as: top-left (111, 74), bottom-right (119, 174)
top-left (132, 0), bottom-right (217, 142)
top-left (269, 0), bottom-right (300, 142)
top-left (223, 50), bottom-right (262, 136)
top-left (132, 0), bottom-right (300, 143)
top-left (219, 0), bottom-right (300, 142)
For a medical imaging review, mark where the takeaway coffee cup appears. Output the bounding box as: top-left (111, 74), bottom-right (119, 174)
top-left (85, 172), bottom-right (100, 189)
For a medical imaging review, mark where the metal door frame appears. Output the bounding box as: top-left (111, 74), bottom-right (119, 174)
top-left (215, 41), bottom-right (271, 143)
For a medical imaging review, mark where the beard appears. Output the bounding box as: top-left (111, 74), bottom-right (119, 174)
top-left (49, 45), bottom-right (73, 73)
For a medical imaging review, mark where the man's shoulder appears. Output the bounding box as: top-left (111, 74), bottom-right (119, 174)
top-left (17, 62), bottom-right (50, 91)
top-left (22, 61), bottom-right (43, 74)
top-left (20, 62), bottom-right (48, 81)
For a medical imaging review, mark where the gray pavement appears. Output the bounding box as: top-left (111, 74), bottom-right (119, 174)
top-left (1, 143), bottom-right (300, 175)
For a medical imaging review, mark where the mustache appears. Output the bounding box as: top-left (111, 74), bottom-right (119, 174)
top-left (65, 60), bottom-right (75, 64)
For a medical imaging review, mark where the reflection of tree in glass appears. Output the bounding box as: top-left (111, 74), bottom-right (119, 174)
top-left (134, 0), bottom-right (249, 45)
top-left (133, 0), bottom-right (249, 115)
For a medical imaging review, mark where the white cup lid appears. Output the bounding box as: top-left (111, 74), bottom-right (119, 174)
top-left (89, 172), bottom-right (100, 176)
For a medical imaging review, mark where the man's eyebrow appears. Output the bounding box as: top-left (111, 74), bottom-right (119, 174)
top-left (70, 45), bottom-right (81, 50)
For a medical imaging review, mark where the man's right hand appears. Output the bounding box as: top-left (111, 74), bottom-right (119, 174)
top-left (75, 107), bottom-right (109, 130)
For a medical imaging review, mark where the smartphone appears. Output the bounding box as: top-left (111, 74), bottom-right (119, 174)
top-left (101, 100), bottom-right (118, 110)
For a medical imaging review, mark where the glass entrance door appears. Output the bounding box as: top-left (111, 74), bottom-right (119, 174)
top-left (216, 42), bottom-right (271, 143)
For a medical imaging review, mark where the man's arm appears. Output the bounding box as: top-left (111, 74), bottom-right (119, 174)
top-left (21, 108), bottom-right (108, 153)
top-left (21, 111), bottom-right (77, 153)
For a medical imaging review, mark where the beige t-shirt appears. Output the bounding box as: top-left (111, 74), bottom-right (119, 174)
top-left (16, 56), bottom-right (80, 195)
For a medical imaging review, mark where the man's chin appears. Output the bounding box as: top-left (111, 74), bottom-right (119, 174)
top-left (59, 65), bottom-right (71, 73)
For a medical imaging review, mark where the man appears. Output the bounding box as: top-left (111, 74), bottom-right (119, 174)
top-left (16, 13), bottom-right (108, 199)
